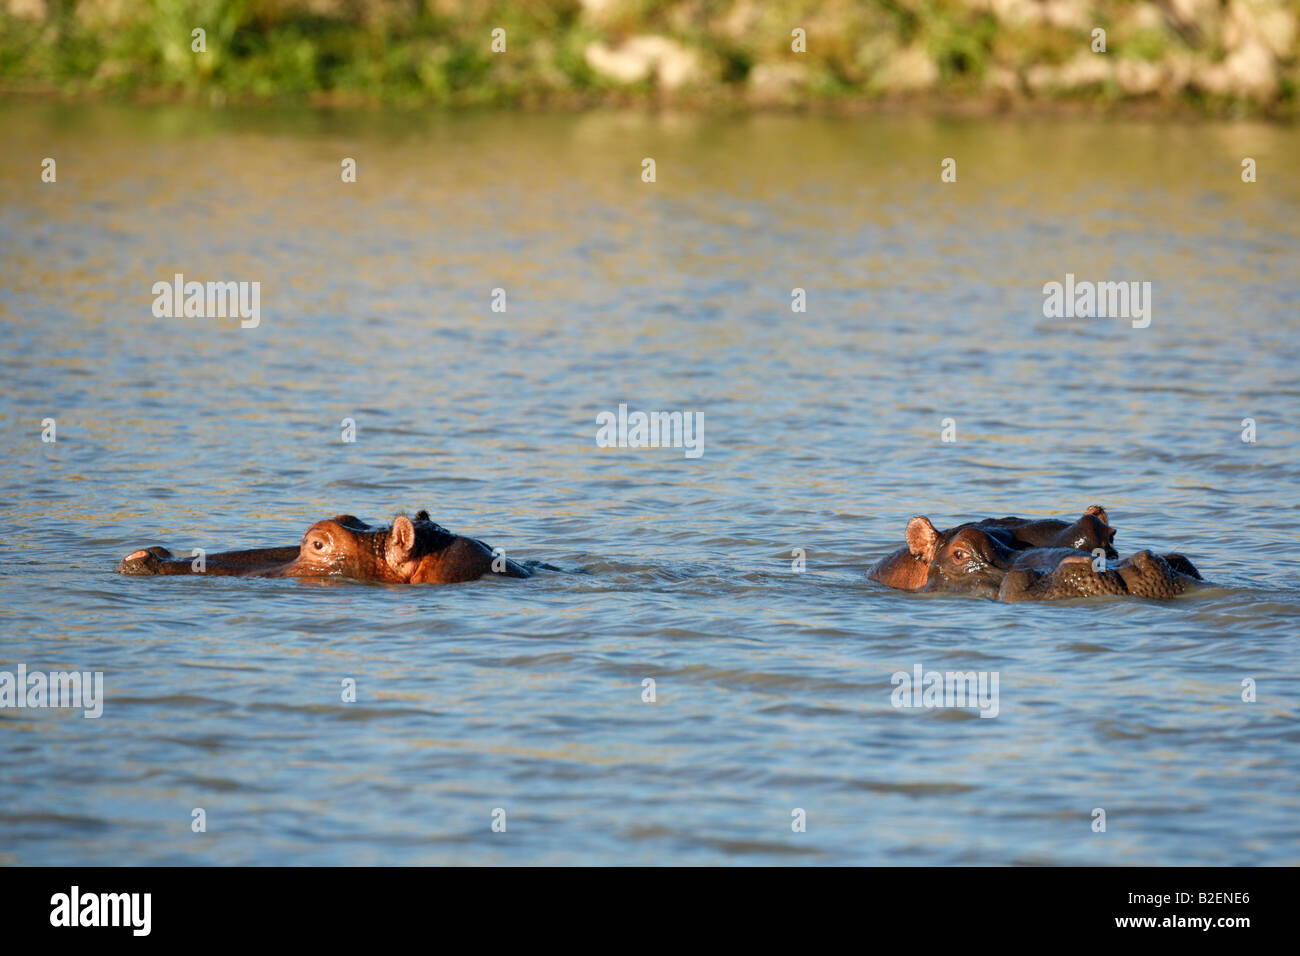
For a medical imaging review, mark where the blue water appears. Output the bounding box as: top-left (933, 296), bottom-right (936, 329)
top-left (1, 103), bottom-right (1297, 864)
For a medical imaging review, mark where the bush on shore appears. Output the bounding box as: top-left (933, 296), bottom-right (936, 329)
top-left (1, 0), bottom-right (1296, 114)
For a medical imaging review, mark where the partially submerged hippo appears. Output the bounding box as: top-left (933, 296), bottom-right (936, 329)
top-left (998, 548), bottom-right (1202, 602)
top-left (119, 511), bottom-right (532, 584)
top-left (868, 506), bottom-right (1117, 591)
top-left (871, 511), bottom-right (1202, 601)
top-left (117, 544), bottom-right (301, 577)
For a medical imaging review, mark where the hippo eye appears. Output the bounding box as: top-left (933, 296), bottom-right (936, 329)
top-left (953, 549), bottom-right (968, 562)
top-left (313, 539), bottom-right (325, 550)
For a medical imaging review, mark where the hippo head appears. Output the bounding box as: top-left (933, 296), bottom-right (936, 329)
top-left (1055, 505), bottom-right (1118, 559)
top-left (271, 511), bottom-right (446, 582)
top-left (870, 506), bottom-right (1119, 592)
top-left (906, 517), bottom-right (1019, 598)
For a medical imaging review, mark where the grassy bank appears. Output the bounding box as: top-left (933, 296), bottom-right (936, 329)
top-left (1, 0), bottom-right (1296, 115)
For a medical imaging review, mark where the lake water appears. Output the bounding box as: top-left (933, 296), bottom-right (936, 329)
top-left (1, 102), bottom-right (1297, 865)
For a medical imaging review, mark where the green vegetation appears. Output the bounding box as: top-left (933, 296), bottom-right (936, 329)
top-left (1, 0), bottom-right (1296, 114)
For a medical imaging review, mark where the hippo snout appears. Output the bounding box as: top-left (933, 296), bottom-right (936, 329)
top-left (117, 546), bottom-right (176, 575)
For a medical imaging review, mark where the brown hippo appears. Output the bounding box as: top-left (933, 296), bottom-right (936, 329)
top-left (118, 511), bottom-right (533, 583)
top-left (117, 544), bottom-right (302, 576)
top-left (868, 506), bottom-right (1117, 591)
top-left (998, 548), bottom-right (1202, 602)
top-left (875, 517), bottom-right (1202, 602)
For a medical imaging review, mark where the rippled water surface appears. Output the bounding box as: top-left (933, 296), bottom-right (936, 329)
top-left (1, 102), bottom-right (1297, 865)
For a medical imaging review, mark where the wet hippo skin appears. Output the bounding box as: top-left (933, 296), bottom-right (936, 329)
top-left (998, 549), bottom-right (1202, 602)
top-left (118, 511), bottom-right (533, 584)
top-left (867, 506), bottom-right (1118, 591)
top-left (118, 544), bottom-right (302, 576)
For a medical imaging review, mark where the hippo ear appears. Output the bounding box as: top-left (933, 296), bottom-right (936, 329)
top-left (906, 516), bottom-right (941, 563)
top-left (1081, 506), bottom-right (1116, 548)
top-left (387, 514), bottom-right (416, 564)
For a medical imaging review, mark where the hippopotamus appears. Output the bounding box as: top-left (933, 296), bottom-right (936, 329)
top-left (868, 506), bottom-right (1118, 591)
top-left (998, 548), bottom-right (1202, 602)
top-left (118, 544), bottom-right (302, 576)
top-left (118, 511), bottom-right (533, 583)
top-left (873, 514), bottom-right (1202, 601)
